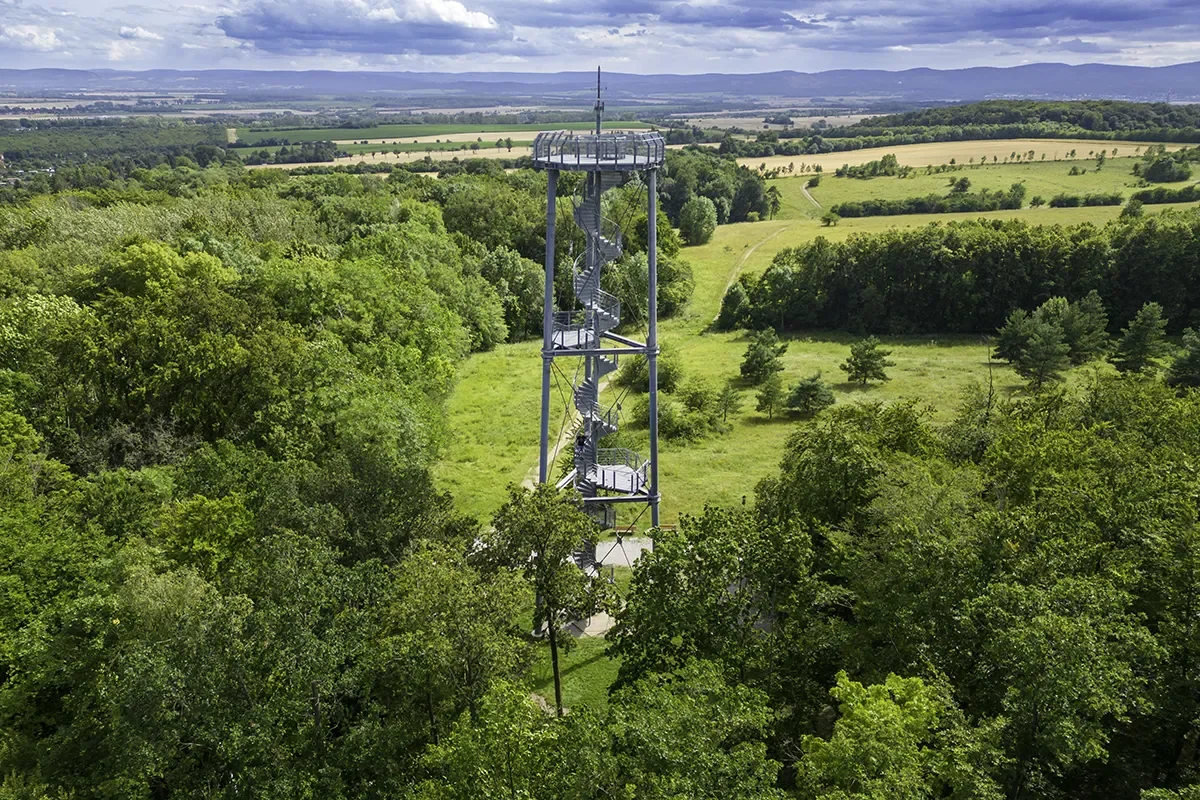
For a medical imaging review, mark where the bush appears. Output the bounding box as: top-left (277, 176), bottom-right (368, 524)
top-left (1048, 192), bottom-right (1121, 208)
top-left (629, 380), bottom-right (724, 441)
top-left (1121, 199), bottom-right (1145, 219)
top-left (1144, 158), bottom-right (1193, 183)
top-left (1131, 184), bottom-right (1200, 205)
top-left (615, 343), bottom-right (684, 393)
top-left (831, 183), bottom-right (1026, 218)
top-left (787, 373), bottom-right (835, 416)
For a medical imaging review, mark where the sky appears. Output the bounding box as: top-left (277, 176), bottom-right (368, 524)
top-left (0, 0), bottom-right (1199, 73)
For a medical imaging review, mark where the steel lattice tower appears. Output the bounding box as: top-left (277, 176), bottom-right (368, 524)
top-left (532, 69), bottom-right (666, 530)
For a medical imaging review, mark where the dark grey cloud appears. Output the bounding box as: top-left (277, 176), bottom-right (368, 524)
top-left (657, 3), bottom-right (820, 32)
top-left (216, 0), bottom-right (516, 56)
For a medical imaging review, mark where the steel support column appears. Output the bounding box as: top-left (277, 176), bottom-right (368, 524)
top-left (647, 168), bottom-right (660, 527)
top-left (538, 169), bottom-right (558, 484)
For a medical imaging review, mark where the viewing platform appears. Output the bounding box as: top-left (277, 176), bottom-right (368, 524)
top-left (532, 131), bottom-right (666, 171)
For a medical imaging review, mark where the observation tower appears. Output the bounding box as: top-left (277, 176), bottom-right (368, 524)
top-left (532, 69), bottom-right (666, 529)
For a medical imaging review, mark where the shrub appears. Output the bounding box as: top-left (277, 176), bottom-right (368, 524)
top-left (787, 373), bottom-right (835, 416)
top-left (1144, 158), bottom-right (1193, 183)
top-left (615, 343), bottom-right (684, 393)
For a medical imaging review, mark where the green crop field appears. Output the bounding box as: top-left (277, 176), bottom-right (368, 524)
top-left (339, 139), bottom-right (534, 155)
top-left (236, 121), bottom-right (652, 145)
top-left (435, 156), bottom-right (1200, 527)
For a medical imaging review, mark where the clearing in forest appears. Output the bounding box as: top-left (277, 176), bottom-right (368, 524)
top-left (436, 155), bottom-right (1200, 526)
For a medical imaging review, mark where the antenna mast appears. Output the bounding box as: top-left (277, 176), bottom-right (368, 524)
top-left (594, 66), bottom-right (604, 134)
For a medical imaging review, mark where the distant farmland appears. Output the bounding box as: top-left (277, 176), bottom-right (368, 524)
top-left (234, 120), bottom-right (654, 145)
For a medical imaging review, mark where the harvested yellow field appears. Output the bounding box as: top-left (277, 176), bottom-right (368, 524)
top-left (247, 146), bottom-right (535, 170)
top-left (735, 138), bottom-right (1186, 172)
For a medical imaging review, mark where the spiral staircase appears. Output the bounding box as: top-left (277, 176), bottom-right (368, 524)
top-left (553, 172), bottom-right (649, 520)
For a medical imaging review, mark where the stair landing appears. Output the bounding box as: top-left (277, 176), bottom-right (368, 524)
top-left (589, 464), bottom-right (646, 494)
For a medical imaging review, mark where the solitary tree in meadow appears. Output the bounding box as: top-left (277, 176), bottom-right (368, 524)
top-left (679, 196), bottom-right (718, 245)
top-left (716, 381), bottom-right (744, 422)
top-left (741, 329), bottom-right (788, 384)
top-left (756, 372), bottom-right (786, 419)
top-left (766, 185), bottom-right (782, 219)
top-left (787, 372), bottom-right (835, 416)
top-left (841, 337), bottom-right (895, 386)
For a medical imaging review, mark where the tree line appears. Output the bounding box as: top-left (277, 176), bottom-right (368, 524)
top-left (831, 181), bottom-right (1027, 218)
top-left (719, 211), bottom-right (1200, 335)
top-left (845, 99), bottom-right (1200, 135)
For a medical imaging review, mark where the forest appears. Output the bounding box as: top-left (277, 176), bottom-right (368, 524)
top-left (845, 100), bottom-right (1200, 134)
top-left (3, 132), bottom-right (1200, 800)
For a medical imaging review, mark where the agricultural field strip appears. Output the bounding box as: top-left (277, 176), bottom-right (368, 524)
top-left (734, 138), bottom-right (1187, 173)
top-left (234, 120), bottom-right (653, 144)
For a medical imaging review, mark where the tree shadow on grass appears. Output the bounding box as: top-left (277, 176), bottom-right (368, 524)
top-left (833, 382), bottom-right (884, 393)
top-left (530, 647), bottom-right (611, 694)
top-left (744, 415), bottom-right (793, 426)
top-left (775, 330), bottom-right (994, 350)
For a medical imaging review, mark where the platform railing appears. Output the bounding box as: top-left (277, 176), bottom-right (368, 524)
top-left (533, 131), bottom-right (666, 167)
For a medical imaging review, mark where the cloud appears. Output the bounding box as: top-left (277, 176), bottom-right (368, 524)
top-left (120, 25), bottom-right (164, 40)
top-left (657, 3), bottom-right (819, 32)
top-left (0, 24), bottom-right (62, 52)
top-left (107, 39), bottom-right (142, 60)
top-left (217, 0), bottom-right (509, 55)
top-left (2, 0), bottom-right (1200, 71)
top-left (1054, 37), bottom-right (1120, 54)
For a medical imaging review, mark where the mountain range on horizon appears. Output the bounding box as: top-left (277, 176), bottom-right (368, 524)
top-left (3, 60), bottom-right (1200, 103)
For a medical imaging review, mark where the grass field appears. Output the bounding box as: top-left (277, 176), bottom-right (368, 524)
top-left (800, 156), bottom-right (1157, 213)
top-left (236, 120), bottom-right (652, 145)
top-left (340, 139), bottom-right (533, 156)
top-left (735, 138), bottom-right (1186, 174)
top-left (434, 341), bottom-right (543, 522)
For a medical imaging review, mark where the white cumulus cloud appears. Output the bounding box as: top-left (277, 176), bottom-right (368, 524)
top-left (0, 24), bottom-right (62, 52)
top-left (120, 26), bottom-right (165, 40)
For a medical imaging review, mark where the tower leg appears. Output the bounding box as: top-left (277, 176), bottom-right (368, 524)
top-left (647, 168), bottom-right (660, 527)
top-left (539, 169), bottom-right (559, 484)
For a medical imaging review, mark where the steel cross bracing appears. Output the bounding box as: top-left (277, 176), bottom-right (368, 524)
top-left (533, 99), bottom-right (666, 530)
